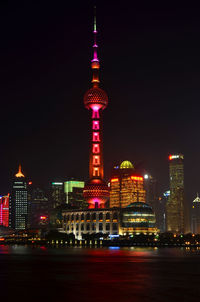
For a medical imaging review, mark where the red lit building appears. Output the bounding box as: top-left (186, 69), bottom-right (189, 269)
top-left (0, 194), bottom-right (9, 227)
top-left (110, 161), bottom-right (146, 208)
top-left (83, 9), bottom-right (109, 209)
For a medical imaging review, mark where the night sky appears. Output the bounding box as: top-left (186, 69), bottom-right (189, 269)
top-left (1, 1), bottom-right (200, 204)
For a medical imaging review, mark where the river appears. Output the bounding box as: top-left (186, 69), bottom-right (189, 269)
top-left (1, 245), bottom-right (200, 301)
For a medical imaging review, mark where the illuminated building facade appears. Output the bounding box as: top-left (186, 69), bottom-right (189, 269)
top-left (110, 161), bottom-right (146, 208)
top-left (120, 202), bottom-right (157, 235)
top-left (9, 165), bottom-right (28, 230)
top-left (191, 194), bottom-right (200, 234)
top-left (62, 202), bottom-right (157, 239)
top-left (166, 154), bottom-right (185, 233)
top-left (0, 195), bottom-right (9, 227)
top-left (83, 9), bottom-right (109, 209)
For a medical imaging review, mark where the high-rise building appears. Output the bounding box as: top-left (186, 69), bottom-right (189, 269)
top-left (166, 154), bottom-right (185, 233)
top-left (0, 194), bottom-right (9, 227)
top-left (64, 180), bottom-right (86, 208)
top-left (191, 193), bottom-right (200, 234)
top-left (9, 165), bottom-right (28, 230)
top-left (83, 9), bottom-right (109, 209)
top-left (51, 182), bottom-right (65, 208)
top-left (110, 160), bottom-right (146, 208)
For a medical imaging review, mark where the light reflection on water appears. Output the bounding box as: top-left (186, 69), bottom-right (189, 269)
top-left (1, 245), bottom-right (200, 301)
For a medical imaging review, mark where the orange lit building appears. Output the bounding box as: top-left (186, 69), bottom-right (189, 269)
top-left (110, 161), bottom-right (146, 208)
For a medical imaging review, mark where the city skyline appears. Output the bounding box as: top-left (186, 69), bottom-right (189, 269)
top-left (0, 2), bottom-right (200, 205)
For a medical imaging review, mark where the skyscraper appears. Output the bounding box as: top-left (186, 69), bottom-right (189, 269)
top-left (110, 160), bottom-right (146, 208)
top-left (191, 193), bottom-right (200, 234)
top-left (166, 154), bottom-right (185, 233)
top-left (83, 9), bottom-right (109, 209)
top-left (9, 165), bottom-right (28, 230)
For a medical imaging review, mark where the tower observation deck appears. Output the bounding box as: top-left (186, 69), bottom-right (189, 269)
top-left (83, 8), bottom-right (109, 209)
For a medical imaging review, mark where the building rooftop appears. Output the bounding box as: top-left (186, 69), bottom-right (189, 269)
top-left (120, 160), bottom-right (134, 169)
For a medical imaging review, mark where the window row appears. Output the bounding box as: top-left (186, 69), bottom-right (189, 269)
top-left (64, 212), bottom-right (118, 222)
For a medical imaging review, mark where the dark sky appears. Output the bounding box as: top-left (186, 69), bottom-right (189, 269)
top-left (0, 1), bottom-right (200, 203)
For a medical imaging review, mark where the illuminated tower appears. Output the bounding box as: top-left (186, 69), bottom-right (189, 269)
top-left (83, 9), bottom-right (109, 208)
top-left (166, 154), bottom-right (185, 233)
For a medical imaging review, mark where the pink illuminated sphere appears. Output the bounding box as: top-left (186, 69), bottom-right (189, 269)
top-left (83, 180), bottom-right (109, 208)
top-left (84, 87), bottom-right (108, 110)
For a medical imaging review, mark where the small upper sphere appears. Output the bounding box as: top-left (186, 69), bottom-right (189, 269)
top-left (84, 87), bottom-right (108, 110)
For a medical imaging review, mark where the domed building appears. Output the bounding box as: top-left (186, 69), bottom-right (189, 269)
top-left (120, 202), bottom-right (157, 235)
top-left (110, 160), bottom-right (146, 208)
top-left (120, 160), bottom-right (134, 169)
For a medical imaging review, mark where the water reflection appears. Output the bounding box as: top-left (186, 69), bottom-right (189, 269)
top-left (0, 246), bottom-right (200, 301)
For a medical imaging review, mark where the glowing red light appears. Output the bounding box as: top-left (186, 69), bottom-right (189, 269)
top-left (93, 144), bottom-right (100, 154)
top-left (111, 178), bottom-right (119, 182)
top-left (169, 155), bottom-right (172, 160)
top-left (40, 216), bottom-right (47, 220)
top-left (28, 181), bottom-right (32, 185)
top-left (0, 195), bottom-right (9, 227)
top-left (131, 176), bottom-right (143, 181)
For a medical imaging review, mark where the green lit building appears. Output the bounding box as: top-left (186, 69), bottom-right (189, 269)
top-left (64, 180), bottom-right (86, 208)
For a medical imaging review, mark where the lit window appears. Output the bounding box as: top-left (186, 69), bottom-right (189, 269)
top-left (93, 132), bottom-right (100, 142)
top-left (92, 110), bottom-right (100, 119)
top-left (92, 120), bottom-right (100, 130)
top-left (93, 144), bottom-right (100, 154)
top-left (93, 155), bottom-right (100, 165)
top-left (93, 167), bottom-right (100, 177)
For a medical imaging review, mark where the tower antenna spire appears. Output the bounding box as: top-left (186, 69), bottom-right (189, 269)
top-left (91, 5), bottom-right (100, 87)
top-left (94, 5), bottom-right (97, 32)
top-left (15, 163), bottom-right (25, 178)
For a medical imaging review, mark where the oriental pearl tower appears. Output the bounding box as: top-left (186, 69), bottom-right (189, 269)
top-left (83, 8), bottom-right (109, 209)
